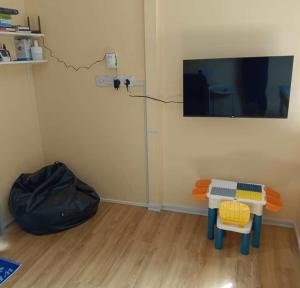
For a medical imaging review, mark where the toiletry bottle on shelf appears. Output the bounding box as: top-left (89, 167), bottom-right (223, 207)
top-left (0, 44), bottom-right (11, 62)
top-left (31, 40), bottom-right (43, 61)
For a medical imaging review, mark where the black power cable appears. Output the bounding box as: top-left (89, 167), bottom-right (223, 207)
top-left (126, 79), bottom-right (183, 104)
top-left (41, 38), bottom-right (107, 72)
top-left (128, 94), bottom-right (183, 104)
top-left (41, 39), bottom-right (183, 104)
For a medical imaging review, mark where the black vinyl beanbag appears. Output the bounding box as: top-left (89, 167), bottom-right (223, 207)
top-left (9, 162), bottom-right (100, 235)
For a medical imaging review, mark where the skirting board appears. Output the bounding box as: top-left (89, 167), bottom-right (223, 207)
top-left (294, 222), bottom-right (300, 251)
top-left (5, 216), bottom-right (14, 227)
top-left (102, 197), bottom-right (300, 251)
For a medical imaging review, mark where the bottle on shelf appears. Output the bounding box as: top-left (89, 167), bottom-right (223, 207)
top-left (31, 40), bottom-right (43, 61)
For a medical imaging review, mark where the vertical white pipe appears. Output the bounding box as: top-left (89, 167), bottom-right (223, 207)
top-left (143, 87), bottom-right (150, 206)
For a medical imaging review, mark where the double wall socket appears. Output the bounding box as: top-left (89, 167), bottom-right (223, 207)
top-left (96, 75), bottom-right (145, 88)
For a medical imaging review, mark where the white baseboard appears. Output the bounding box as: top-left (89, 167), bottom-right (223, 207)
top-left (102, 198), bottom-right (300, 251)
top-left (102, 198), bottom-right (162, 212)
top-left (293, 221), bottom-right (300, 251)
top-left (262, 217), bottom-right (294, 228)
top-left (3, 216), bottom-right (14, 229)
top-left (162, 204), bottom-right (208, 217)
top-left (102, 198), bottom-right (148, 208)
top-left (148, 203), bottom-right (162, 212)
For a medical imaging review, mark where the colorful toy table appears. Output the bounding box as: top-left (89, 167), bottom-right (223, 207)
top-left (207, 179), bottom-right (266, 248)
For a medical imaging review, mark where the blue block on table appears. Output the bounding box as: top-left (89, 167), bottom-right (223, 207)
top-left (237, 183), bottom-right (262, 193)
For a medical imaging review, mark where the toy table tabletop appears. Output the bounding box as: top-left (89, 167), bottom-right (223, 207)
top-left (207, 179), bottom-right (266, 205)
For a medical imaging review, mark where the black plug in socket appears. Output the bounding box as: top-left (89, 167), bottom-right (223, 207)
top-left (125, 79), bottom-right (130, 91)
top-left (114, 79), bottom-right (121, 90)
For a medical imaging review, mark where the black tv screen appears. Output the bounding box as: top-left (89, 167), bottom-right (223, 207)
top-left (183, 56), bottom-right (294, 118)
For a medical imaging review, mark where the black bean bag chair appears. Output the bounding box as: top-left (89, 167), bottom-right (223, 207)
top-left (9, 162), bottom-right (100, 235)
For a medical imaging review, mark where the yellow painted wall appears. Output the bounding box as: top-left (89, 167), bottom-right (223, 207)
top-left (25, 0), bottom-right (147, 203)
top-left (0, 0), bottom-right (44, 224)
top-left (158, 0), bottom-right (300, 221)
top-left (20, 0), bottom-right (300, 230)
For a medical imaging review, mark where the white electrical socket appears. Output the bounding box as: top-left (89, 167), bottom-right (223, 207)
top-left (96, 75), bottom-right (115, 87)
top-left (96, 75), bottom-right (145, 88)
top-left (105, 53), bottom-right (118, 69)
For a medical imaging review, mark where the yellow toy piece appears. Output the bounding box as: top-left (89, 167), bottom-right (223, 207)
top-left (219, 201), bottom-right (251, 227)
top-left (236, 190), bottom-right (263, 201)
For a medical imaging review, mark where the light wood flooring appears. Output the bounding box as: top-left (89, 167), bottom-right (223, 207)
top-left (1, 203), bottom-right (300, 288)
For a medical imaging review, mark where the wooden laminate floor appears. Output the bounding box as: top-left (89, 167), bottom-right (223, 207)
top-left (1, 203), bottom-right (300, 288)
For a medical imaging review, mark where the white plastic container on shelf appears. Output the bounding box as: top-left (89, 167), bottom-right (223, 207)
top-left (31, 40), bottom-right (43, 61)
top-left (15, 38), bottom-right (32, 61)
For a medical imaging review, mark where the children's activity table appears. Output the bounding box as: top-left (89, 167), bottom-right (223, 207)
top-left (206, 179), bottom-right (266, 248)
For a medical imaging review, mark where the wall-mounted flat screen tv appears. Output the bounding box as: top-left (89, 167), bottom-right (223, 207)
top-left (183, 56), bottom-right (294, 118)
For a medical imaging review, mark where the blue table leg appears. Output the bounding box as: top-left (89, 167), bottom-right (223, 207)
top-left (252, 215), bottom-right (262, 248)
top-left (208, 208), bottom-right (217, 240)
top-left (215, 229), bottom-right (224, 249)
top-left (241, 234), bottom-right (250, 255)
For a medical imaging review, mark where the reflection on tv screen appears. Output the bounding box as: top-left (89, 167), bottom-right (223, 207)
top-left (183, 56), bottom-right (294, 118)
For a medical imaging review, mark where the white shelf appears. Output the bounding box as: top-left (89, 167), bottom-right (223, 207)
top-left (0, 31), bottom-right (44, 38)
top-left (0, 60), bottom-right (48, 65)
